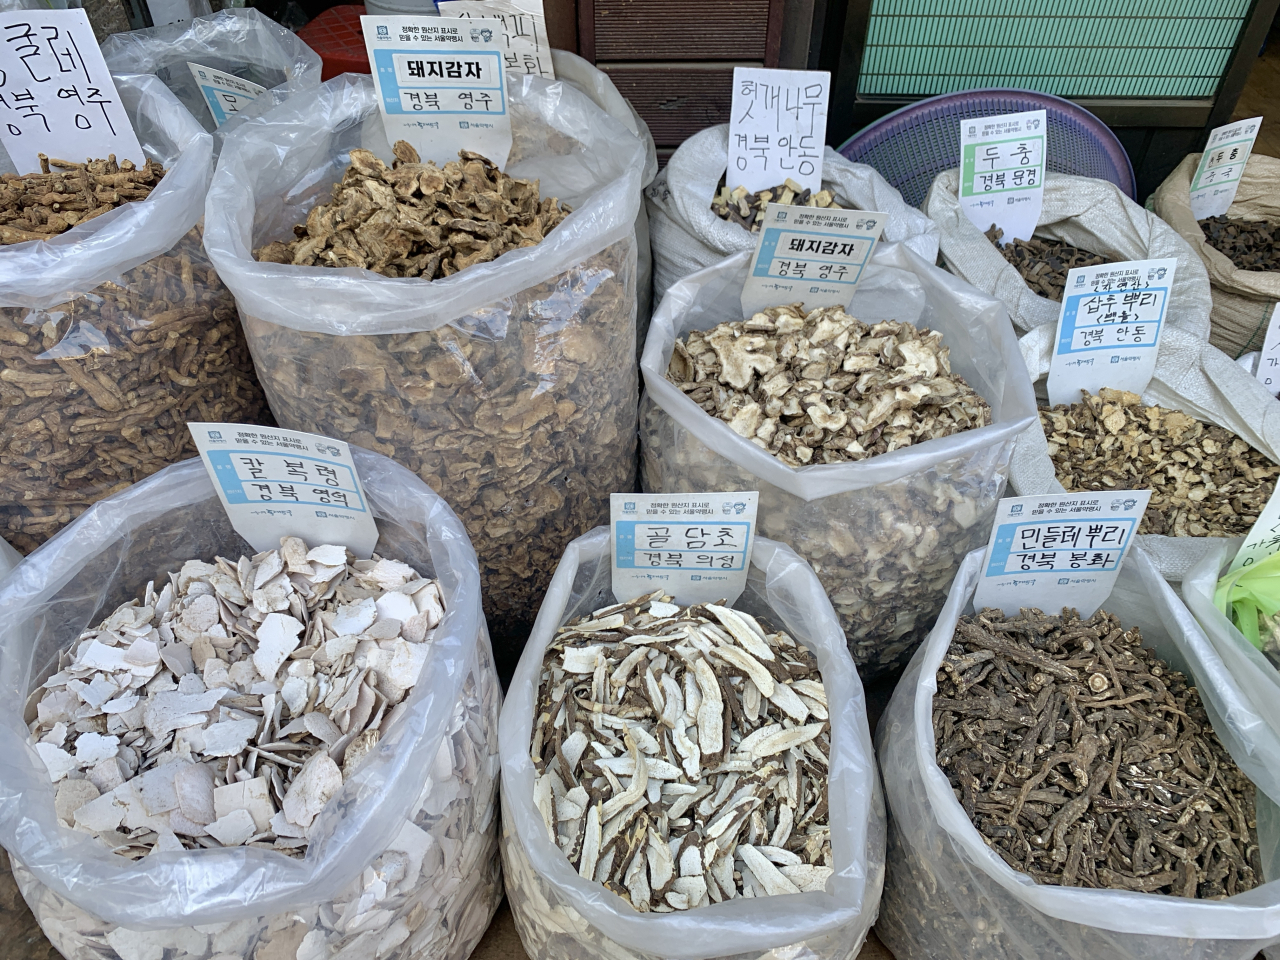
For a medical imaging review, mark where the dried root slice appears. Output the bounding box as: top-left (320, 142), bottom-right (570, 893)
top-left (0, 154), bottom-right (165, 243)
top-left (710, 176), bottom-right (841, 231)
top-left (1199, 215), bottom-right (1280, 272)
top-left (985, 224), bottom-right (1112, 302)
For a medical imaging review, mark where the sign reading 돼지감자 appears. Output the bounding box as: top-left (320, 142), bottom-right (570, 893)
top-left (726, 67), bottom-right (830, 195)
top-left (959, 109), bottom-right (1046, 247)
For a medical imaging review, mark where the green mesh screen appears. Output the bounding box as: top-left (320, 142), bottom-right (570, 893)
top-left (857, 0), bottom-right (1251, 98)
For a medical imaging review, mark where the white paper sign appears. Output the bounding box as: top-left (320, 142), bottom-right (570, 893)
top-left (436, 0), bottom-right (554, 81)
top-left (740, 203), bottom-right (884, 317)
top-left (189, 423), bottom-right (380, 559)
top-left (1190, 117), bottom-right (1262, 221)
top-left (1230, 481), bottom-right (1280, 572)
top-left (959, 109), bottom-right (1046, 245)
top-left (727, 67), bottom-right (829, 194)
top-left (1255, 303), bottom-right (1280, 397)
top-left (0, 9), bottom-right (144, 174)
top-left (362, 15), bottom-right (512, 169)
top-left (1046, 258), bottom-right (1177, 408)
top-left (187, 62), bottom-right (266, 128)
top-left (972, 491), bottom-right (1151, 618)
top-left (610, 492), bottom-right (759, 606)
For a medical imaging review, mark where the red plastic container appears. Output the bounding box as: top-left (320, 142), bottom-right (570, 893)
top-left (298, 5), bottom-right (371, 81)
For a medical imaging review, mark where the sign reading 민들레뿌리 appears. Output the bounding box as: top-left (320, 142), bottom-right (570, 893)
top-left (959, 109), bottom-right (1046, 247)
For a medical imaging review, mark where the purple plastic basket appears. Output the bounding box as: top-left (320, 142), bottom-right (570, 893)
top-left (837, 88), bottom-right (1136, 210)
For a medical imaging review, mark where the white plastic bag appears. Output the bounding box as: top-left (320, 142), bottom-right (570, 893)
top-left (876, 545), bottom-right (1280, 960)
top-left (101, 8), bottom-right (322, 151)
top-left (498, 526), bottom-right (884, 960)
top-left (925, 169), bottom-right (1212, 336)
top-left (640, 244), bottom-right (1037, 677)
top-left (0, 450), bottom-right (502, 960)
top-left (646, 124), bottom-right (941, 305)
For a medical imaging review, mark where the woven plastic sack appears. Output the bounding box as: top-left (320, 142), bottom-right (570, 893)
top-left (925, 169), bottom-right (1212, 337)
top-left (640, 244), bottom-right (1037, 678)
top-left (0, 450), bottom-right (502, 960)
top-left (1152, 153), bottom-right (1280, 359)
top-left (876, 545), bottom-right (1280, 960)
top-left (646, 124), bottom-right (941, 306)
top-left (0, 74), bottom-right (268, 556)
top-left (102, 8), bottom-right (322, 153)
top-left (499, 526), bottom-right (884, 960)
top-left (204, 73), bottom-right (646, 663)
top-left (1008, 324), bottom-right (1280, 581)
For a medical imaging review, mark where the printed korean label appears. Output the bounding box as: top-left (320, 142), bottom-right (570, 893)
top-left (362, 15), bottom-right (512, 169)
top-left (972, 491), bottom-right (1151, 618)
top-left (0, 9), bottom-right (144, 175)
top-left (436, 0), bottom-right (554, 80)
top-left (187, 62), bottom-right (266, 128)
top-left (1045, 258), bottom-right (1177, 408)
top-left (1256, 303), bottom-right (1280, 397)
top-left (740, 203), bottom-right (884, 317)
top-left (1190, 117), bottom-right (1261, 221)
top-left (189, 423), bottom-right (380, 559)
top-left (611, 492), bottom-right (759, 606)
top-left (727, 67), bottom-right (829, 194)
top-left (959, 109), bottom-right (1046, 246)
top-left (1230, 479), bottom-right (1280, 572)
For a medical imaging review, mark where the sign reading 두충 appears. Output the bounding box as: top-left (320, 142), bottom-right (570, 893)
top-left (959, 109), bottom-right (1046, 247)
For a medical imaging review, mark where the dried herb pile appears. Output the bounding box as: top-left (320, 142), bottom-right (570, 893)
top-left (1199, 215), bottom-right (1280, 272)
top-left (256, 141), bottom-right (570, 278)
top-left (1041, 389), bottom-right (1279, 537)
top-left (936, 606), bottom-right (1262, 898)
top-left (0, 154), bottom-right (165, 244)
top-left (986, 225), bottom-right (1112, 302)
top-left (710, 175), bottom-right (840, 232)
top-left (532, 592), bottom-right (832, 912)
top-left (667, 303), bottom-right (991, 466)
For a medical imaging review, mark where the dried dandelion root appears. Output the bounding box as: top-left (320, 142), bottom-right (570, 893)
top-left (533, 591), bottom-right (833, 912)
top-left (255, 140), bottom-right (570, 278)
top-left (0, 154), bottom-right (165, 243)
top-left (667, 303), bottom-right (991, 466)
top-left (28, 537), bottom-right (446, 859)
top-left (1042, 388), bottom-right (1279, 537)
top-left (937, 606), bottom-right (1262, 898)
top-left (710, 176), bottom-right (841, 232)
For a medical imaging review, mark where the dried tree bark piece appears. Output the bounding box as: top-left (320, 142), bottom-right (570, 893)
top-left (1199, 215), bottom-right (1280, 272)
top-left (986, 225), bottom-right (1112, 302)
top-left (710, 175), bottom-right (842, 232)
top-left (0, 154), bottom-right (165, 243)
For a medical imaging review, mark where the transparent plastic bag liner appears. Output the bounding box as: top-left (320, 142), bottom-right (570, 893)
top-left (102, 8), bottom-right (322, 146)
top-left (876, 546), bottom-right (1280, 960)
top-left (203, 72), bottom-right (645, 335)
top-left (0, 74), bottom-right (210, 309)
top-left (0, 450), bottom-right (490, 928)
top-left (497, 527), bottom-right (885, 960)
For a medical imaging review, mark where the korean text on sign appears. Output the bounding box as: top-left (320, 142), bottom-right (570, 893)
top-left (436, 0), bottom-right (554, 81)
top-left (727, 67), bottom-right (829, 194)
top-left (187, 62), bottom-right (266, 128)
top-left (1190, 117), bottom-right (1261, 220)
top-left (958, 109), bottom-right (1046, 248)
top-left (0, 9), bottom-right (143, 174)
top-left (616, 522), bottom-right (751, 571)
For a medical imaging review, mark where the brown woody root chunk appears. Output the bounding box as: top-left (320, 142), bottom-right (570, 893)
top-left (710, 175), bottom-right (841, 232)
top-left (1199, 215), bottom-right (1280, 272)
top-left (986, 224), bottom-right (1112, 302)
top-left (0, 154), bottom-right (165, 243)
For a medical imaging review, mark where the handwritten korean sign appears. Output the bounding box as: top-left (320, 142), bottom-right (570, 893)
top-left (187, 62), bottom-right (266, 128)
top-left (437, 0), bottom-right (554, 81)
top-left (0, 9), bottom-right (143, 175)
top-left (727, 67), bottom-right (829, 194)
top-left (1046, 258), bottom-right (1177, 408)
top-left (959, 109), bottom-right (1046, 246)
top-left (1255, 303), bottom-right (1280, 397)
top-left (1190, 117), bottom-right (1261, 221)
top-left (972, 491), bottom-right (1151, 617)
top-left (362, 15), bottom-right (511, 169)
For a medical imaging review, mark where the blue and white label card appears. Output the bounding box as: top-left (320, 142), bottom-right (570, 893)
top-left (740, 203), bottom-right (884, 317)
top-left (972, 492), bottom-right (1151, 618)
top-left (1045, 258), bottom-right (1177, 408)
top-left (1190, 117), bottom-right (1261, 221)
top-left (610, 492), bottom-right (758, 606)
top-left (361, 15), bottom-right (511, 169)
top-left (188, 423), bottom-right (380, 559)
top-left (186, 62), bottom-right (266, 128)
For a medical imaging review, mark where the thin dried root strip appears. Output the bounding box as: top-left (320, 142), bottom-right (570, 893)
top-left (0, 154), bottom-right (165, 242)
top-left (986, 224), bottom-right (1112, 302)
top-left (255, 141), bottom-right (570, 278)
top-left (710, 176), bottom-right (841, 231)
top-left (1041, 388), bottom-right (1279, 537)
top-left (936, 605), bottom-right (1262, 898)
top-left (533, 591), bottom-right (833, 912)
top-left (28, 536), bottom-right (446, 858)
top-left (1199, 215), bottom-right (1280, 272)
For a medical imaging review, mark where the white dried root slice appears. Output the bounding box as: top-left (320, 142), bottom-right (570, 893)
top-left (27, 536), bottom-right (446, 858)
top-left (532, 591), bottom-right (833, 913)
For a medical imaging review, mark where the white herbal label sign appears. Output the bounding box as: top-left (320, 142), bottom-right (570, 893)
top-left (1046, 258), bottom-right (1177, 408)
top-left (0, 9), bottom-right (144, 174)
top-left (189, 423), bottom-right (380, 559)
top-left (727, 67), bottom-right (829, 194)
top-left (362, 15), bottom-right (512, 169)
top-left (740, 203), bottom-right (884, 317)
top-left (610, 492), bottom-right (759, 606)
top-left (1190, 117), bottom-right (1261, 221)
top-left (959, 109), bottom-right (1046, 246)
top-left (972, 491), bottom-right (1151, 618)
top-left (1256, 303), bottom-right (1280, 397)
top-left (436, 0), bottom-right (554, 81)
top-left (187, 62), bottom-right (266, 128)
top-left (1230, 481), bottom-right (1280, 572)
